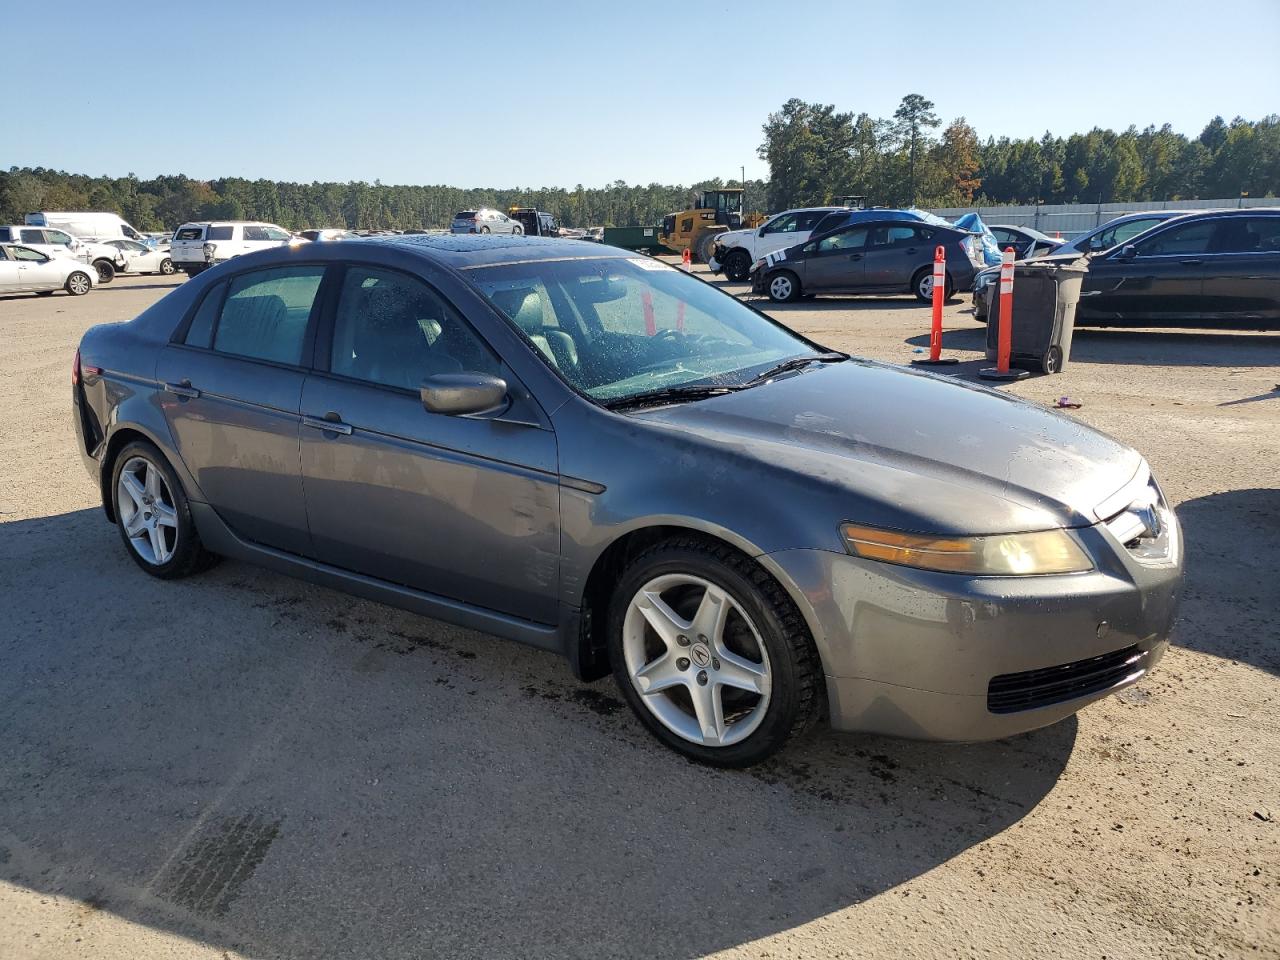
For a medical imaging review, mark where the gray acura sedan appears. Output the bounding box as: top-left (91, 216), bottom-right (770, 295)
top-left (72, 236), bottom-right (1182, 766)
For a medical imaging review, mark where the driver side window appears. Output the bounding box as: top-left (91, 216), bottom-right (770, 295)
top-left (11, 246), bottom-right (48, 261)
top-left (816, 227), bottom-right (868, 253)
top-left (1135, 221), bottom-right (1215, 257)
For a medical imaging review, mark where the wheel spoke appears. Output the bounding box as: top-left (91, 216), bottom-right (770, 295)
top-left (637, 590), bottom-right (691, 649)
top-left (690, 681), bottom-right (726, 745)
top-left (147, 524), bottom-right (166, 563)
top-left (633, 653), bottom-right (685, 696)
top-left (152, 502), bottom-right (178, 529)
top-left (715, 647), bottom-right (769, 696)
top-left (144, 463), bottom-right (163, 500)
top-left (690, 584), bottom-right (731, 644)
top-left (123, 509), bottom-right (146, 537)
top-left (121, 472), bottom-right (146, 511)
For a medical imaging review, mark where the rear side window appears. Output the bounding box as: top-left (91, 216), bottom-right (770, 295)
top-left (795, 211), bottom-right (829, 232)
top-left (20, 229), bottom-right (45, 243)
top-left (213, 266), bottom-right (324, 365)
top-left (0, 228), bottom-right (11, 242)
top-left (242, 225), bottom-right (270, 241)
top-left (207, 225), bottom-right (234, 241)
top-left (176, 227), bottom-right (204, 241)
top-left (1212, 217), bottom-right (1280, 254)
top-left (184, 282), bottom-right (225, 349)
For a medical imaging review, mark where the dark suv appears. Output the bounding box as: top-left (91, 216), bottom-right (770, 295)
top-left (751, 219), bottom-right (985, 303)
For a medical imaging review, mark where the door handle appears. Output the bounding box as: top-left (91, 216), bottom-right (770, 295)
top-left (847, 253), bottom-right (863, 261)
top-left (164, 380), bottom-right (200, 399)
top-left (303, 413), bottom-right (352, 436)
top-left (1180, 258), bottom-right (1203, 265)
top-left (904, 247), bottom-right (917, 254)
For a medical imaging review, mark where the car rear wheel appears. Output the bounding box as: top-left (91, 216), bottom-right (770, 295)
top-left (65, 271), bottom-right (92, 296)
top-left (159, 258), bottom-right (175, 275)
top-left (912, 267), bottom-right (953, 303)
top-left (111, 441), bottom-right (218, 579)
top-left (608, 538), bottom-right (822, 767)
top-left (512, 226), bottom-right (523, 235)
top-left (480, 226), bottom-right (491, 234)
top-left (93, 259), bottom-right (116, 283)
top-left (1041, 345), bottom-right (1063, 374)
top-left (723, 249), bottom-right (752, 282)
top-left (767, 271), bottom-right (800, 303)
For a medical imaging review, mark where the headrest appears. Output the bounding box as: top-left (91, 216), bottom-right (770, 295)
top-left (490, 288), bottom-right (544, 334)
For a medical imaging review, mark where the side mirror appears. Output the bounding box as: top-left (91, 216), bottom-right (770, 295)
top-left (420, 372), bottom-right (508, 416)
top-left (1116, 244), bottom-right (1137, 260)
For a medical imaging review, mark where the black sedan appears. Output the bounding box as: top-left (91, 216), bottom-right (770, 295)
top-left (751, 219), bottom-right (985, 303)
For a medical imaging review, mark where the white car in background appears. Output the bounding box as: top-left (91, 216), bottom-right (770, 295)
top-left (0, 244), bottom-right (97, 296)
top-left (708, 207), bottom-right (844, 281)
top-left (169, 221), bottom-right (296, 275)
top-left (0, 225), bottom-right (125, 282)
top-left (100, 239), bottom-right (175, 275)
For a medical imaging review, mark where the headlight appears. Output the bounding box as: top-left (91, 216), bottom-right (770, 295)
top-left (840, 523), bottom-right (1092, 576)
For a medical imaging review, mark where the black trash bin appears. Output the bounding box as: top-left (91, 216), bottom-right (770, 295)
top-left (985, 256), bottom-right (1088, 374)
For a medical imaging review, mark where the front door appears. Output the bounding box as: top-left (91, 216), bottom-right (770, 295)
top-left (155, 263), bottom-right (326, 554)
top-left (1082, 218), bottom-right (1215, 321)
top-left (299, 263), bottom-right (560, 624)
top-left (10, 246), bottom-right (65, 290)
top-left (802, 225), bottom-right (869, 292)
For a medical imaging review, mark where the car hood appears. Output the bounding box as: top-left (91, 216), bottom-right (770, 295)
top-left (715, 228), bottom-right (754, 248)
top-left (631, 359), bottom-right (1142, 535)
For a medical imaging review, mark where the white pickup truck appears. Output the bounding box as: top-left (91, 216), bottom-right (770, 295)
top-left (708, 207), bottom-right (844, 282)
top-left (170, 221), bottom-right (296, 275)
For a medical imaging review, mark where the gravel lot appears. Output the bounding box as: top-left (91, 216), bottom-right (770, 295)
top-left (1, 269), bottom-right (1277, 960)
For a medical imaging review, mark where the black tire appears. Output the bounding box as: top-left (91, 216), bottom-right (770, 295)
top-left (693, 231), bottom-right (718, 264)
top-left (765, 270), bottom-right (801, 303)
top-left (159, 258), bottom-right (175, 275)
top-left (911, 267), bottom-right (952, 303)
top-left (512, 226), bottom-right (523, 236)
top-left (723, 248), bottom-right (752, 282)
top-left (110, 440), bottom-right (218, 580)
top-left (64, 271), bottom-right (92, 296)
top-left (1042, 345), bottom-right (1063, 374)
top-left (607, 537), bottom-right (823, 767)
top-left (480, 226), bottom-right (491, 234)
top-left (184, 264), bottom-right (207, 277)
top-left (93, 259), bottom-right (116, 283)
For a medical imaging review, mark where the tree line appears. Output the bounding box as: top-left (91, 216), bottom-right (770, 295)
top-left (2, 97), bottom-right (1276, 232)
top-left (760, 96), bottom-right (1280, 211)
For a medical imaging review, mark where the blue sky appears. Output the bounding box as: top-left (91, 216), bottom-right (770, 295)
top-left (10, 0), bottom-right (1279, 187)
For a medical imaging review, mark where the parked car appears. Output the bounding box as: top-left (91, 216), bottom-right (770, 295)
top-left (0, 244), bottom-right (96, 296)
top-left (169, 221), bottom-right (295, 275)
top-left (100, 239), bottom-right (175, 276)
top-left (0, 225), bottom-right (122, 282)
top-left (751, 219), bottom-right (985, 303)
top-left (26, 211), bottom-right (148, 243)
top-left (972, 211), bottom-right (1189, 320)
top-left (974, 210), bottom-right (1280, 327)
top-left (989, 224), bottom-right (1062, 259)
top-left (1079, 209), bottom-right (1280, 326)
top-left (450, 209), bottom-right (523, 235)
top-left (709, 207), bottom-right (845, 281)
top-left (300, 228), bottom-right (361, 242)
top-left (510, 208), bottom-right (559, 237)
top-left (72, 235), bottom-right (1181, 765)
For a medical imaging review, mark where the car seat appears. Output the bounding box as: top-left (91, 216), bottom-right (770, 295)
top-left (489, 288), bottom-right (578, 372)
top-left (349, 282), bottom-right (459, 389)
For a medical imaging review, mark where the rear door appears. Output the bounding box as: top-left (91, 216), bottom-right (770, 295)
top-left (298, 262), bottom-right (560, 623)
top-left (801, 225), bottom-right (869, 292)
top-left (1082, 219), bottom-right (1216, 322)
top-left (155, 264), bottom-right (327, 554)
top-left (862, 223), bottom-right (929, 290)
top-left (1200, 216), bottom-right (1280, 324)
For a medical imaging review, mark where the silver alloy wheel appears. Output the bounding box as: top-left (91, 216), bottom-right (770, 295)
top-left (769, 275), bottom-right (793, 301)
top-left (160, 258), bottom-right (174, 275)
top-left (67, 272), bottom-right (91, 295)
top-left (622, 573), bottom-right (772, 748)
top-left (918, 273), bottom-right (933, 298)
top-left (117, 455), bottom-right (178, 566)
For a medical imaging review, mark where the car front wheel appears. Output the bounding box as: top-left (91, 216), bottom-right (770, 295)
top-left (723, 249), bottom-right (752, 282)
top-left (110, 440), bottom-right (218, 579)
top-left (608, 538), bottom-right (822, 767)
top-left (767, 271), bottom-right (800, 303)
top-left (159, 258), bottom-right (175, 275)
top-left (93, 260), bottom-right (116, 283)
top-left (65, 271), bottom-right (92, 296)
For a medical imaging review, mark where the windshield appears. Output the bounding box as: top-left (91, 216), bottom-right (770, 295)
top-left (469, 257), bottom-right (822, 402)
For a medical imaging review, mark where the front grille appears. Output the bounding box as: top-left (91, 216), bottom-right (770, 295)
top-left (987, 645), bottom-right (1144, 714)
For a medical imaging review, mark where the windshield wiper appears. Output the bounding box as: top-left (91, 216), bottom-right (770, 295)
top-left (744, 352), bottom-right (846, 387)
top-left (603, 383), bottom-right (742, 411)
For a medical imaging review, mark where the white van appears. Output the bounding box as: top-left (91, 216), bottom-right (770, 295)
top-left (25, 211), bottom-right (147, 242)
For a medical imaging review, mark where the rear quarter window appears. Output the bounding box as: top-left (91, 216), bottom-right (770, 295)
top-left (208, 225), bottom-right (234, 241)
top-left (175, 227), bottom-right (205, 241)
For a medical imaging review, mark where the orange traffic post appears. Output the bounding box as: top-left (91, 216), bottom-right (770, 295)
top-left (911, 245), bottom-right (958, 367)
top-left (980, 246), bottom-right (1030, 381)
top-left (681, 247), bottom-right (692, 270)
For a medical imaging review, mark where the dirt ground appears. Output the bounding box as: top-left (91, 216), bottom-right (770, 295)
top-left (0, 268), bottom-right (1276, 960)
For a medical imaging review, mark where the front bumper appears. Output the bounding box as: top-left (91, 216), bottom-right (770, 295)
top-left (764, 515), bottom-right (1182, 741)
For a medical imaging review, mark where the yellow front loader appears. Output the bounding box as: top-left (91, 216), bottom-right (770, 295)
top-left (659, 188), bottom-right (764, 263)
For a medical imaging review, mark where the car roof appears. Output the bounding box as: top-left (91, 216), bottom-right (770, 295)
top-left (341, 233), bottom-right (633, 269)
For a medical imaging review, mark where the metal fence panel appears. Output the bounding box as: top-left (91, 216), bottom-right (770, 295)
top-left (925, 197), bottom-right (1277, 238)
